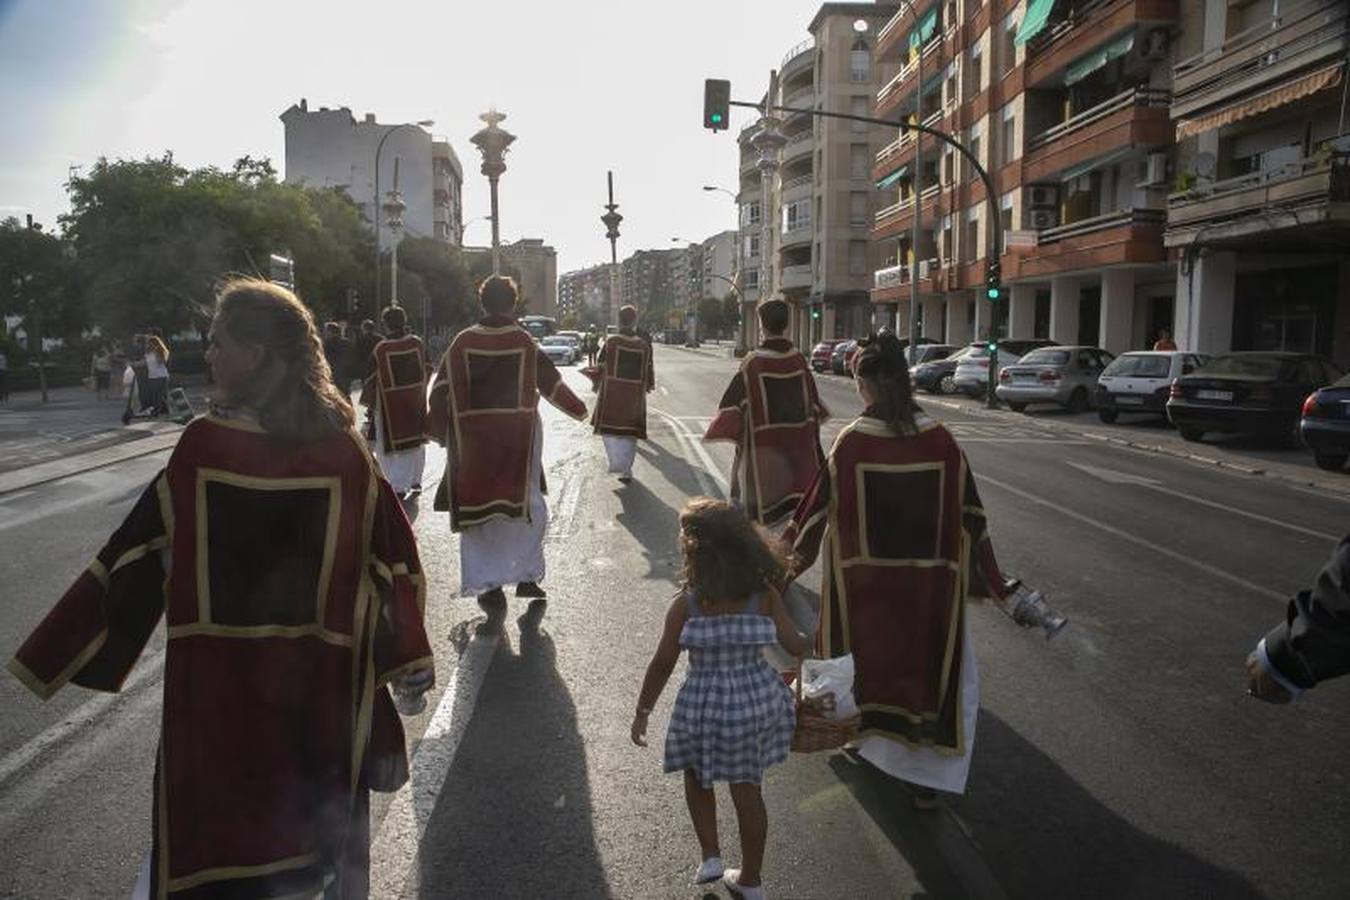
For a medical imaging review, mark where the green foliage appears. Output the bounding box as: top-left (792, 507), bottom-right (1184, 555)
top-left (0, 217), bottom-right (77, 345)
top-left (698, 296), bottom-right (727, 338)
top-left (393, 238), bottom-right (476, 331)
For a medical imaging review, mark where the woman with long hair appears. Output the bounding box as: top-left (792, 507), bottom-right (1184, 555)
top-left (10, 278), bottom-right (434, 899)
top-left (143, 333), bottom-right (171, 417)
top-left (784, 329), bottom-right (1008, 809)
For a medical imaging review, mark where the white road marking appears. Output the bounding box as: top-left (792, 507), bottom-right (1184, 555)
top-left (0, 489), bottom-right (36, 505)
top-left (1067, 461), bottom-right (1339, 543)
top-left (977, 472), bottom-right (1287, 603)
top-left (651, 408), bottom-right (729, 496)
top-left (369, 631), bottom-right (499, 898)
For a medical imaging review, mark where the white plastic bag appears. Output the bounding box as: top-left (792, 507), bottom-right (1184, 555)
top-left (800, 654), bottom-right (858, 720)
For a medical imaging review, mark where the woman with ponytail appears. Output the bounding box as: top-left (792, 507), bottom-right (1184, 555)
top-left (10, 278), bottom-right (434, 898)
top-left (783, 329), bottom-right (1009, 809)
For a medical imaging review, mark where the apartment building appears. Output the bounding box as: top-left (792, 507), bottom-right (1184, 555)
top-left (738, 3), bottom-right (902, 349)
top-left (869, 0), bottom-right (1350, 364)
top-left (700, 230), bottom-right (739, 301)
top-left (280, 100), bottom-right (463, 248)
top-left (557, 264), bottom-right (614, 324)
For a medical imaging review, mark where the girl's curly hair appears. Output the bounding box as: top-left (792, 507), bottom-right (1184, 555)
top-left (678, 498), bottom-right (792, 604)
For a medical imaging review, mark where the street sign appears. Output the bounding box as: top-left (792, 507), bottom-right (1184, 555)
top-left (1005, 229), bottom-right (1039, 248)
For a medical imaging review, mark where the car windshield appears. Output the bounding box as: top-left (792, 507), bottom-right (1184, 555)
top-left (1104, 354), bottom-right (1172, 378)
top-left (1202, 355), bottom-right (1295, 379)
top-left (541, 337), bottom-right (569, 346)
top-left (1019, 349), bottom-right (1070, 366)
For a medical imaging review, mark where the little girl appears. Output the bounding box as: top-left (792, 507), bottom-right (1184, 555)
top-left (631, 498), bottom-right (807, 900)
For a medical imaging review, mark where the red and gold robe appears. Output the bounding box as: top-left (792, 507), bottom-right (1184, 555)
top-left (362, 333), bottom-right (428, 453)
top-left (703, 337), bottom-right (828, 526)
top-left (785, 411), bottom-right (1003, 756)
top-left (7, 413), bottom-right (433, 899)
top-left (425, 316), bottom-right (587, 531)
top-left (590, 331), bottom-right (654, 439)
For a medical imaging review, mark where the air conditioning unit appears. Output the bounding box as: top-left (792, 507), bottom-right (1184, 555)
top-left (1142, 28), bottom-right (1169, 60)
top-left (1138, 152), bottom-right (1169, 187)
top-left (1029, 209), bottom-right (1059, 230)
top-left (918, 258), bottom-right (935, 279)
top-left (1027, 185), bottom-right (1058, 209)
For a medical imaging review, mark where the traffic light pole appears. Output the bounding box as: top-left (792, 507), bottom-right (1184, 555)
top-left (728, 99), bottom-right (1007, 407)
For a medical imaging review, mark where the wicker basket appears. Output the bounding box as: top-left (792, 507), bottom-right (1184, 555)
top-left (790, 667), bottom-right (860, 753)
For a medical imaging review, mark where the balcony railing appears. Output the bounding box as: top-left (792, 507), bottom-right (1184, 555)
top-left (1172, 0), bottom-right (1348, 118)
top-left (782, 174), bottom-right (813, 193)
top-left (782, 264), bottom-right (814, 288)
top-left (1165, 152), bottom-right (1350, 241)
top-left (782, 38), bottom-right (815, 70)
top-left (1029, 0), bottom-right (1117, 53)
top-left (874, 263), bottom-right (910, 288)
top-left (875, 197), bottom-right (915, 224)
top-left (1035, 207), bottom-right (1165, 244)
top-left (1027, 87), bottom-right (1171, 151)
top-left (876, 36), bottom-right (943, 106)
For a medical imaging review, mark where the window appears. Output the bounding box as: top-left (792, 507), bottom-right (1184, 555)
top-left (965, 206), bottom-right (981, 261)
top-left (968, 120), bottom-right (984, 173)
top-left (1000, 190), bottom-right (1015, 233)
top-left (850, 143), bottom-right (869, 179)
top-left (999, 102), bottom-right (1017, 166)
top-left (850, 191), bottom-right (868, 225)
top-left (944, 61), bottom-right (959, 109)
top-left (742, 202), bottom-right (761, 227)
top-left (783, 198), bottom-right (811, 231)
top-left (848, 241), bottom-right (868, 275)
top-left (744, 270), bottom-right (760, 289)
top-left (851, 96), bottom-right (869, 133)
top-left (940, 214), bottom-right (953, 261)
top-left (850, 39), bottom-right (871, 82)
top-left (745, 234), bottom-right (760, 259)
top-left (1001, 13), bottom-right (1018, 76)
top-left (968, 43), bottom-right (983, 97)
top-left (942, 146), bottom-right (955, 184)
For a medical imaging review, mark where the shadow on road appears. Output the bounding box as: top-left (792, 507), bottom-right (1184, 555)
top-left (831, 711), bottom-right (1263, 899)
top-left (613, 475), bottom-right (681, 582)
top-left (637, 436), bottom-right (721, 500)
top-left (415, 623), bottom-right (611, 899)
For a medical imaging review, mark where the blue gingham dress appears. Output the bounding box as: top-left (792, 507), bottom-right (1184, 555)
top-left (663, 593), bottom-right (797, 787)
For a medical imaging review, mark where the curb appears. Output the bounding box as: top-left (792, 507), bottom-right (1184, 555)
top-left (0, 430), bottom-right (182, 496)
top-left (919, 394), bottom-right (1350, 496)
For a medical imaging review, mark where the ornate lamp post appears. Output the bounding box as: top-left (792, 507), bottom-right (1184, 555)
top-left (601, 170), bottom-right (623, 327)
top-left (373, 119), bottom-right (433, 311)
top-left (382, 158), bottom-right (407, 308)
top-left (470, 109), bottom-right (516, 275)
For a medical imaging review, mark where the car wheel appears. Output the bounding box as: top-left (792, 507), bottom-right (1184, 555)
top-left (1066, 387), bottom-right (1089, 414)
top-left (1098, 409), bottom-right (1119, 424)
top-left (938, 374), bottom-right (956, 395)
top-left (1008, 402), bottom-right (1027, 413)
top-left (1178, 425), bottom-right (1205, 442)
top-left (1314, 452), bottom-right (1348, 471)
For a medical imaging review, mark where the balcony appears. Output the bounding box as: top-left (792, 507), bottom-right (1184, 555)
top-left (782, 174), bottom-right (813, 202)
top-left (1005, 208), bottom-right (1166, 279)
top-left (782, 38), bottom-right (815, 81)
top-left (871, 110), bottom-right (944, 182)
top-left (1164, 153), bottom-right (1350, 248)
top-left (1172, 0), bottom-right (1349, 126)
top-left (781, 221), bottom-right (813, 249)
top-left (783, 87), bottom-right (815, 120)
top-left (782, 130), bottom-right (814, 164)
top-left (877, 0), bottom-right (939, 58)
top-left (1024, 0), bottom-right (1179, 90)
top-left (874, 263), bottom-right (910, 289)
top-left (1023, 87), bottom-right (1171, 183)
top-left (872, 187), bottom-right (941, 240)
top-left (781, 264), bottom-right (813, 290)
top-left (874, 37), bottom-right (943, 119)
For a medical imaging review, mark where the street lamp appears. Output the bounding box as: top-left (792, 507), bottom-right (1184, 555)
top-left (382, 158), bottom-right (407, 308)
top-left (601, 170), bottom-right (623, 327)
top-left (470, 109), bottom-right (516, 275)
top-left (701, 185), bottom-right (737, 201)
top-left (373, 119), bottom-right (434, 311)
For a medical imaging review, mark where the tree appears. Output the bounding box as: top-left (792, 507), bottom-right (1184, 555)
top-left (394, 237), bottom-right (475, 332)
top-left (698, 296), bottom-right (726, 339)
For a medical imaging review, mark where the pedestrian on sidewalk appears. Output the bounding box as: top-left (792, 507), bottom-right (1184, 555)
top-left (784, 330), bottom-right (1009, 810)
top-left (360, 306), bottom-right (428, 500)
top-left (1245, 533), bottom-right (1350, 703)
top-left (704, 299), bottom-right (829, 528)
top-left (0, 346), bottom-right (8, 403)
top-left (8, 277), bottom-right (434, 899)
top-left (323, 321), bottom-right (353, 399)
top-left (631, 498), bottom-right (806, 900)
top-left (1153, 328), bottom-right (1178, 351)
top-left (90, 343), bottom-right (112, 400)
top-left (120, 335), bottom-right (151, 424)
top-left (425, 274), bottom-right (588, 618)
top-left (143, 334), bottom-right (171, 417)
top-left (589, 305), bottom-right (654, 483)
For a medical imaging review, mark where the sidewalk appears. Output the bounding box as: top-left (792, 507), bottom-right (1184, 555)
top-left (664, 339), bottom-right (737, 360)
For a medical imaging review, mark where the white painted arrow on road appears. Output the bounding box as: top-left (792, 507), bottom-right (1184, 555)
top-left (1066, 461), bottom-right (1338, 542)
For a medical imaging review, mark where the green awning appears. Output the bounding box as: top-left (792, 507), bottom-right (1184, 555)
top-left (1016, 0), bottom-right (1056, 45)
top-left (907, 7), bottom-right (939, 54)
top-left (1064, 31), bottom-right (1136, 85)
top-left (876, 165), bottom-right (910, 190)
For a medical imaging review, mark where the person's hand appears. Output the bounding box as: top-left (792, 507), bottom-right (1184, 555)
top-left (630, 711), bottom-right (649, 747)
top-left (1245, 651), bottom-right (1293, 704)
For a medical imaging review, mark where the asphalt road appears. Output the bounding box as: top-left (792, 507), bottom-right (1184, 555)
top-left (0, 344), bottom-right (1347, 899)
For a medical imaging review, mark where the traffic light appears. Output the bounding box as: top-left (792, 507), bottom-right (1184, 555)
top-left (811, 308), bottom-right (821, 320)
top-left (704, 79), bottom-right (731, 131)
top-left (985, 261), bottom-right (1004, 303)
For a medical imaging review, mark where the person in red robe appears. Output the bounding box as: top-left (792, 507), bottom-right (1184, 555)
top-left (361, 305), bottom-right (428, 499)
top-left (425, 275), bottom-right (588, 615)
top-left (590, 305), bottom-right (654, 483)
top-left (703, 299), bottom-right (828, 528)
top-left (784, 330), bottom-right (1006, 808)
top-left (8, 279), bottom-right (434, 899)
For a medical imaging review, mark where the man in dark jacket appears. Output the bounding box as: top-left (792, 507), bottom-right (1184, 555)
top-left (1247, 536), bottom-right (1350, 702)
top-left (322, 322), bottom-right (353, 397)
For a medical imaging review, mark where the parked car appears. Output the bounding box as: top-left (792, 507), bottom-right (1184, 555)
top-left (539, 334), bottom-right (579, 366)
top-left (996, 346), bottom-right (1114, 413)
top-left (1166, 352), bottom-right (1343, 444)
top-left (556, 330), bottom-right (583, 345)
top-left (1299, 372), bottom-right (1350, 470)
top-left (830, 339), bottom-right (860, 376)
top-left (811, 339), bottom-right (843, 372)
top-left (1095, 351), bottom-right (1208, 423)
top-left (913, 344), bottom-right (980, 394)
top-left (906, 343), bottom-right (956, 367)
top-left (952, 339), bottom-right (1058, 397)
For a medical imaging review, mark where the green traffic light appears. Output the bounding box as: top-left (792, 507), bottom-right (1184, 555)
top-left (987, 288), bottom-right (998, 299)
top-left (712, 113), bottom-right (723, 123)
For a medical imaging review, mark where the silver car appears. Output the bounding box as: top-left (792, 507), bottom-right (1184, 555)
top-left (996, 345), bottom-right (1115, 413)
top-left (952, 339), bottom-right (1058, 397)
top-left (539, 335), bottom-right (578, 366)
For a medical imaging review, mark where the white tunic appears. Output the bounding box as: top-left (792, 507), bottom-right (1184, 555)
top-left (855, 618), bottom-right (979, 795)
top-left (602, 435), bottom-right (638, 477)
top-left (458, 414), bottom-right (548, 596)
top-left (372, 400), bottom-right (426, 495)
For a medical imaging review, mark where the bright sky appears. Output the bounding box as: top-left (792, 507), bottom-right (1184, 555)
top-left (0, 0), bottom-right (849, 274)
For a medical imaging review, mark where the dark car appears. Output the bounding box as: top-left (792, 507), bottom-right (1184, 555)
top-left (912, 343), bottom-right (979, 394)
top-left (906, 343), bottom-right (955, 367)
top-left (1299, 372), bottom-right (1350, 470)
top-left (811, 340), bottom-right (843, 372)
top-left (1166, 352), bottom-right (1343, 444)
top-left (830, 339), bottom-right (859, 376)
